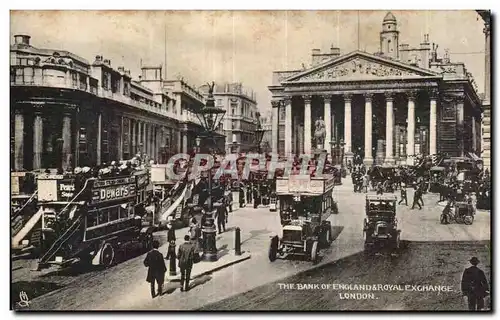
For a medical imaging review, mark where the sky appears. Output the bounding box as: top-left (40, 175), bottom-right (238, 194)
top-left (10, 10), bottom-right (486, 114)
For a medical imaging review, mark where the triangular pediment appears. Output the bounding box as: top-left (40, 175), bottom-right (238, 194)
top-left (284, 51), bottom-right (440, 83)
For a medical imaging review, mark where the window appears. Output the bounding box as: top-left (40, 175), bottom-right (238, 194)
top-left (15, 68), bottom-right (23, 83)
top-left (231, 108), bottom-right (235, 115)
top-left (279, 109), bottom-right (286, 121)
top-left (23, 68), bottom-right (34, 84)
top-left (16, 58), bottom-right (28, 66)
top-left (102, 72), bottom-right (109, 90)
top-left (79, 75), bottom-right (87, 90)
top-left (97, 209), bottom-right (109, 225)
top-left (86, 212), bottom-right (98, 227)
top-left (123, 82), bottom-right (130, 96)
top-left (109, 206), bottom-right (119, 221)
top-left (111, 77), bottom-right (120, 93)
top-left (72, 72), bottom-right (78, 87)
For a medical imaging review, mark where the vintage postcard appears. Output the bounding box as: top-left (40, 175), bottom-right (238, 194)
top-left (10, 9), bottom-right (491, 311)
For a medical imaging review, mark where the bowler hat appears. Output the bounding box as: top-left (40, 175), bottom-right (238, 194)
top-left (469, 257), bottom-right (480, 264)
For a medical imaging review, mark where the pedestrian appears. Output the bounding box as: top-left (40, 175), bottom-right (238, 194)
top-left (362, 174), bottom-right (369, 193)
top-left (376, 182), bottom-right (384, 195)
top-left (461, 257), bottom-right (489, 311)
top-left (226, 187), bottom-right (233, 213)
top-left (411, 186), bottom-right (423, 210)
top-left (398, 183), bottom-right (408, 206)
top-left (143, 240), bottom-right (167, 298)
top-left (177, 235), bottom-right (196, 292)
top-left (239, 184), bottom-right (245, 208)
top-left (216, 201), bottom-right (227, 234)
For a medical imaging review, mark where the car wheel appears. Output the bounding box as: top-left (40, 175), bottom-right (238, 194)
top-left (464, 215), bottom-right (474, 225)
top-left (268, 236), bottom-right (279, 262)
top-left (325, 228), bottom-right (331, 246)
top-left (310, 241), bottom-right (318, 263)
top-left (100, 243), bottom-right (115, 268)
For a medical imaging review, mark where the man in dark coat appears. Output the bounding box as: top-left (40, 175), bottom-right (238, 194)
top-left (461, 257), bottom-right (489, 310)
top-left (143, 240), bottom-right (167, 298)
top-left (215, 202), bottom-right (227, 234)
top-left (411, 185), bottom-right (424, 210)
top-left (177, 235), bottom-right (196, 292)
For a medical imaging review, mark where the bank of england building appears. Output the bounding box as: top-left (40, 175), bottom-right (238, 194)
top-left (269, 12), bottom-right (482, 166)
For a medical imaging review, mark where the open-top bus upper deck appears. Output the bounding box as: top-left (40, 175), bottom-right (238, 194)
top-left (275, 175), bottom-right (335, 196)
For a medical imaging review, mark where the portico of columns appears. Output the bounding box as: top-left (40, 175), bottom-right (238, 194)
top-left (273, 90), bottom-right (439, 165)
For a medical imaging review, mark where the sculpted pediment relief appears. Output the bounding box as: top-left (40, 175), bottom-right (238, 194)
top-left (288, 57), bottom-right (432, 82)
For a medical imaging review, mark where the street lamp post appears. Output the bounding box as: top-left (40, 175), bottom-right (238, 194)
top-left (195, 82), bottom-right (226, 262)
top-left (254, 114), bottom-right (265, 154)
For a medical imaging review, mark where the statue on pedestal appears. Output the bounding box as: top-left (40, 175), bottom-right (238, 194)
top-left (314, 116), bottom-right (326, 149)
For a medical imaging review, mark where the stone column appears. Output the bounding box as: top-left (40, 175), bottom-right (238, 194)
top-left (303, 95), bottom-right (312, 154)
top-left (118, 116), bottom-right (124, 160)
top-left (97, 113), bottom-right (102, 165)
top-left (137, 121), bottom-right (142, 154)
top-left (323, 95), bottom-right (332, 152)
top-left (271, 101), bottom-right (279, 154)
top-left (284, 97), bottom-right (293, 157)
top-left (384, 92), bottom-right (395, 164)
top-left (182, 132), bottom-right (188, 154)
top-left (343, 94), bottom-right (353, 160)
top-left (33, 109), bottom-right (43, 170)
top-left (394, 124), bottom-right (400, 161)
top-left (406, 91), bottom-right (416, 165)
top-left (456, 96), bottom-right (465, 157)
top-left (145, 123), bottom-right (150, 157)
top-left (363, 93), bottom-right (373, 166)
top-left (429, 90), bottom-right (438, 155)
top-left (14, 110), bottom-right (24, 171)
top-left (131, 119), bottom-right (136, 156)
top-left (472, 114), bottom-right (477, 152)
top-left (62, 110), bottom-right (73, 171)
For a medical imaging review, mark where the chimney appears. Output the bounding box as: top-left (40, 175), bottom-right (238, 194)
top-left (311, 49), bottom-right (322, 66)
top-left (419, 34), bottom-right (431, 69)
top-left (14, 34), bottom-right (31, 46)
top-left (118, 66), bottom-right (125, 72)
top-left (399, 44), bottom-right (409, 63)
top-left (103, 59), bottom-right (111, 66)
top-left (330, 46), bottom-right (340, 57)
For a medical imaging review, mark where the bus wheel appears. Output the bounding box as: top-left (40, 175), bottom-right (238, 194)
top-left (100, 243), bottom-right (115, 268)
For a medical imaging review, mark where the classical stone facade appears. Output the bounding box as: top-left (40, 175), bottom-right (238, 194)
top-left (200, 82), bottom-right (258, 154)
top-left (268, 12), bottom-right (482, 165)
top-left (477, 10), bottom-right (491, 171)
top-left (10, 34), bottom-right (216, 171)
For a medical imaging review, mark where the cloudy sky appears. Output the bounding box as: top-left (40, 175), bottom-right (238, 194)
top-left (11, 10), bottom-right (486, 112)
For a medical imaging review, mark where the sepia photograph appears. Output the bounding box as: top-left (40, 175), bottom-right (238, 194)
top-left (8, 8), bottom-right (492, 312)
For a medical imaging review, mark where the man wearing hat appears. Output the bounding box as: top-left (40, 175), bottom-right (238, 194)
top-left (461, 256), bottom-right (489, 310)
top-left (143, 240), bottom-right (167, 298)
top-left (177, 235), bottom-right (196, 292)
top-left (215, 200), bottom-right (227, 234)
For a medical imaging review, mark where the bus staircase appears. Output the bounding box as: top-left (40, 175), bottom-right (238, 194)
top-left (11, 190), bottom-right (38, 238)
top-left (36, 178), bottom-right (94, 270)
top-left (159, 179), bottom-right (196, 223)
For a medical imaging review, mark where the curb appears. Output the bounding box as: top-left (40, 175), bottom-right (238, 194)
top-left (166, 252), bottom-right (251, 281)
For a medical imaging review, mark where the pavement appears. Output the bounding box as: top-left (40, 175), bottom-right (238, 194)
top-left (12, 178), bottom-right (491, 310)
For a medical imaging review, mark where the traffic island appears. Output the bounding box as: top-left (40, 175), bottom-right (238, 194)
top-left (166, 250), bottom-right (251, 281)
